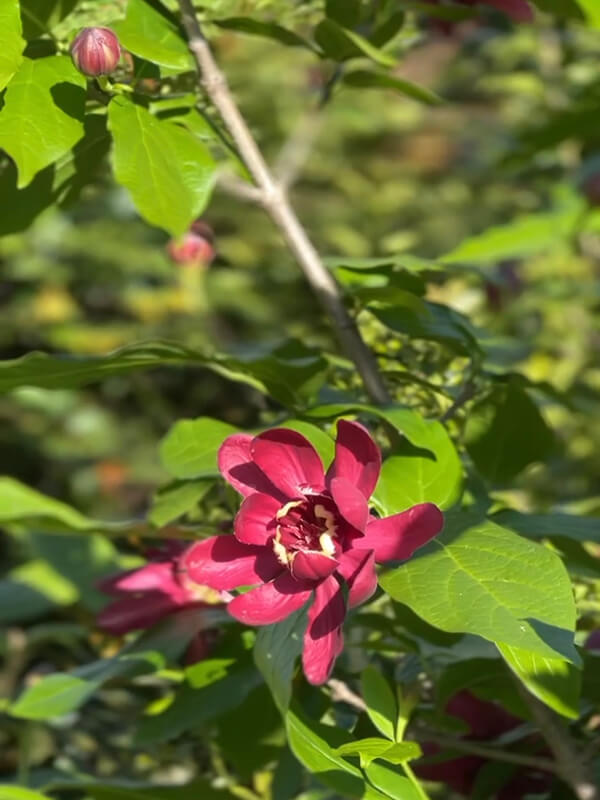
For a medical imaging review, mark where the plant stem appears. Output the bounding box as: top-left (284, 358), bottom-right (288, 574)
top-left (176, 0), bottom-right (391, 405)
top-left (403, 762), bottom-right (431, 800)
top-left (516, 685), bottom-right (599, 800)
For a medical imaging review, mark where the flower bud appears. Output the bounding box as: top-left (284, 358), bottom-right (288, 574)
top-left (71, 27), bottom-right (121, 78)
top-left (167, 223), bottom-right (216, 268)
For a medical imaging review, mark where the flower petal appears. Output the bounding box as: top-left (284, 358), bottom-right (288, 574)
top-left (251, 428), bottom-right (325, 497)
top-left (98, 593), bottom-right (177, 634)
top-left (326, 420), bottom-right (381, 499)
top-left (302, 575), bottom-right (346, 685)
top-left (329, 476), bottom-right (369, 533)
top-left (228, 571), bottom-right (312, 625)
top-left (183, 536), bottom-right (281, 591)
top-left (235, 492), bottom-right (280, 545)
top-left (360, 503), bottom-right (444, 563)
top-left (218, 433), bottom-right (285, 499)
top-left (291, 550), bottom-right (339, 582)
top-left (98, 562), bottom-right (178, 595)
top-left (337, 549), bottom-right (377, 608)
top-left (488, 0), bottom-right (533, 23)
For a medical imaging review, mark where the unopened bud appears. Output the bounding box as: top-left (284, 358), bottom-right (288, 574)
top-left (71, 27), bottom-right (121, 78)
top-left (167, 224), bottom-right (216, 268)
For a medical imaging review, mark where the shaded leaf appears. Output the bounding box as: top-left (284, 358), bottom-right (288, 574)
top-left (254, 606), bottom-right (307, 712)
top-left (215, 17), bottom-right (316, 51)
top-left (112, 0), bottom-right (192, 70)
top-left (314, 19), bottom-right (395, 66)
top-left (343, 70), bottom-right (442, 105)
top-left (149, 480), bottom-right (213, 527)
top-left (360, 667), bottom-right (397, 741)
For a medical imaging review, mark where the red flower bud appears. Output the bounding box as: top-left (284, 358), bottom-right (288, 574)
top-left (167, 228), bottom-right (216, 268)
top-left (71, 27), bottom-right (121, 78)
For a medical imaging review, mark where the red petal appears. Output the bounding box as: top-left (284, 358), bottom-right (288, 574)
top-left (98, 562), bottom-right (178, 595)
top-left (585, 630), bottom-right (600, 651)
top-left (326, 420), bottom-right (381, 499)
top-left (302, 575), bottom-right (346, 685)
top-left (359, 503), bottom-right (443, 563)
top-left (329, 476), bottom-right (369, 532)
top-left (251, 428), bottom-right (325, 497)
top-left (337, 549), bottom-right (377, 608)
top-left (218, 433), bottom-right (285, 499)
top-left (98, 594), bottom-right (177, 634)
top-left (291, 550), bottom-right (339, 582)
top-left (183, 536), bottom-right (281, 591)
top-left (235, 492), bottom-right (280, 545)
top-left (228, 572), bottom-right (312, 625)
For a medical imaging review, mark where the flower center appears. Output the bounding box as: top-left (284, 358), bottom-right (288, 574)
top-left (272, 493), bottom-right (341, 568)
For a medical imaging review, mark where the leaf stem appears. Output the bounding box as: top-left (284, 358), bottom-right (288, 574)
top-left (176, 0), bottom-right (391, 405)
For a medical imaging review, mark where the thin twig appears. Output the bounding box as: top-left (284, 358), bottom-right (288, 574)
top-left (517, 684), bottom-right (599, 800)
top-left (177, 0), bottom-right (391, 405)
top-left (415, 728), bottom-right (559, 774)
top-left (328, 678), bottom-right (367, 710)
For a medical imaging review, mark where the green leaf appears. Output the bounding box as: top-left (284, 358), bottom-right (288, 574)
top-left (0, 56), bottom-right (86, 188)
top-left (360, 667), bottom-right (397, 741)
top-left (364, 763), bottom-right (421, 800)
top-left (314, 19), bottom-right (396, 67)
top-left (254, 606), bottom-right (307, 712)
top-left (214, 17), bottom-right (316, 51)
top-left (369, 300), bottom-right (480, 356)
top-left (441, 188), bottom-right (584, 265)
top-left (108, 98), bottom-right (216, 237)
top-left (380, 515), bottom-right (579, 664)
top-left (0, 477), bottom-right (105, 532)
top-left (0, 788), bottom-right (52, 800)
top-left (343, 70), bottom-right (442, 105)
top-left (325, 0), bottom-right (362, 28)
top-left (464, 380), bottom-right (555, 483)
top-left (149, 480), bottom-right (212, 527)
top-left (10, 674), bottom-right (96, 720)
top-left (43, 779), bottom-right (238, 800)
top-left (498, 643), bottom-right (581, 719)
top-left (0, 341), bottom-right (325, 407)
top-left (336, 739), bottom-right (421, 768)
top-left (575, 0), bottom-right (600, 27)
top-left (20, 0), bottom-right (78, 39)
top-left (490, 510), bottom-right (600, 543)
top-left (285, 705), bottom-right (384, 799)
top-left (159, 417), bottom-right (238, 480)
top-left (112, 0), bottom-right (193, 70)
top-left (372, 415), bottom-right (463, 514)
top-left (135, 662), bottom-right (262, 744)
top-left (0, 0), bottom-right (24, 90)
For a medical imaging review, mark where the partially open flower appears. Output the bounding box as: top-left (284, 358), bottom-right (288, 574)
top-left (97, 543), bottom-right (228, 664)
top-left (71, 27), bottom-right (121, 78)
top-left (184, 421), bottom-right (444, 684)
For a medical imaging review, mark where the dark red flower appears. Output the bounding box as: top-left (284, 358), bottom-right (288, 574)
top-left (585, 629), bottom-right (600, 651)
top-left (98, 543), bottom-right (228, 663)
top-left (71, 27), bottom-right (121, 78)
top-left (183, 421), bottom-right (444, 684)
top-left (414, 690), bottom-right (552, 798)
top-left (424, 0), bottom-right (533, 34)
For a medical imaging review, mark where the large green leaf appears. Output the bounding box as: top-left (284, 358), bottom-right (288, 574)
top-left (112, 0), bottom-right (193, 70)
top-left (0, 56), bottom-right (86, 188)
top-left (575, 0), bottom-right (600, 27)
top-left (498, 643), bottom-right (581, 719)
top-left (0, 788), bottom-right (52, 800)
top-left (9, 674), bottom-right (97, 719)
top-left (380, 515), bottom-right (579, 664)
top-left (372, 414), bottom-right (462, 514)
top-left (364, 763), bottom-right (421, 800)
top-left (464, 380), bottom-right (555, 483)
top-left (108, 98), bottom-right (216, 236)
top-left (0, 0), bottom-right (24, 90)
top-left (0, 476), bottom-right (99, 531)
top-left (254, 607), bottom-right (307, 712)
top-left (159, 417), bottom-right (238, 480)
top-left (336, 739), bottom-right (421, 769)
top-left (0, 341), bottom-right (325, 407)
top-left (149, 480), bottom-right (213, 527)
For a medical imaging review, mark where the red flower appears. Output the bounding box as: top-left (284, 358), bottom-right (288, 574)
top-left (414, 690), bottom-right (551, 798)
top-left (585, 629), bottom-right (600, 651)
top-left (98, 543), bottom-right (228, 664)
top-left (70, 27), bottom-right (121, 78)
top-left (184, 421), bottom-right (443, 684)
